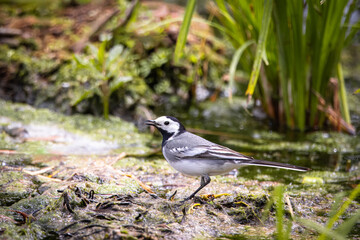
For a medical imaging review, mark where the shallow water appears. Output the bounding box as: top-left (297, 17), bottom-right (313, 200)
top-left (153, 97), bottom-right (360, 186)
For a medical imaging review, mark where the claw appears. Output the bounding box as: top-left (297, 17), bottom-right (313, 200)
top-left (168, 190), bottom-right (177, 201)
top-left (187, 203), bottom-right (201, 214)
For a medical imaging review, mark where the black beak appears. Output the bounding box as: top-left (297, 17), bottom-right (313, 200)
top-left (145, 120), bottom-right (157, 126)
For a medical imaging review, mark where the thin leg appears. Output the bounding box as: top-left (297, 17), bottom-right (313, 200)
top-left (183, 175), bottom-right (211, 201)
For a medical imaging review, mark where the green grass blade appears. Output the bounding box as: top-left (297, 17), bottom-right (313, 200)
top-left (343, 0), bottom-right (358, 46)
top-left (214, 0), bottom-right (238, 32)
top-left (318, 184), bottom-right (360, 240)
top-left (245, 0), bottom-right (273, 100)
top-left (272, 0), bottom-right (292, 128)
top-left (337, 63), bottom-right (351, 124)
top-left (328, 191), bottom-right (347, 219)
top-left (290, 0), bottom-right (306, 131)
top-left (174, 0), bottom-right (196, 63)
top-left (210, 0), bottom-right (244, 47)
top-left (109, 76), bottom-right (132, 94)
top-left (236, 0), bottom-right (258, 32)
top-left (275, 187), bottom-right (284, 239)
top-left (335, 209), bottom-right (360, 237)
top-left (97, 40), bottom-right (107, 72)
top-left (71, 89), bottom-right (96, 106)
top-left (273, 186), bottom-right (294, 240)
top-left (307, 0), bottom-right (349, 127)
top-left (274, 185), bottom-right (285, 240)
top-left (73, 54), bottom-right (87, 68)
top-left (296, 217), bottom-right (346, 240)
top-left (197, 18), bottom-right (241, 45)
top-left (228, 40), bottom-right (255, 102)
top-left (107, 45), bottom-right (124, 66)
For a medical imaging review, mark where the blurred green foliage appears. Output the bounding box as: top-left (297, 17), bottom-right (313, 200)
top-left (72, 41), bottom-right (135, 119)
top-left (0, 0), bottom-right (230, 117)
top-left (0, 0), bottom-right (91, 16)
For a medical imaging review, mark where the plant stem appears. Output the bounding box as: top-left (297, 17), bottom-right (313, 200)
top-left (337, 63), bottom-right (351, 124)
top-left (101, 83), bottom-right (110, 120)
top-left (274, 185), bottom-right (285, 240)
top-left (174, 0), bottom-right (196, 63)
top-left (245, 0), bottom-right (273, 100)
top-left (103, 95), bottom-right (109, 120)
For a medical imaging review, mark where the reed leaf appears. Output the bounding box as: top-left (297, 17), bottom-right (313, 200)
top-left (228, 40), bottom-right (255, 102)
top-left (272, 1), bottom-right (292, 128)
top-left (337, 64), bottom-right (351, 124)
top-left (245, 0), bottom-right (273, 100)
top-left (174, 0), bottom-right (196, 63)
top-left (307, 0), bottom-right (351, 126)
top-left (179, 0), bottom-right (358, 132)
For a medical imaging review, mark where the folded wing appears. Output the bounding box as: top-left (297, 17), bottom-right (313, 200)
top-left (167, 144), bottom-right (309, 172)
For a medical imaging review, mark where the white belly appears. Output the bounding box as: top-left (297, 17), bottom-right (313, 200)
top-left (167, 159), bottom-right (237, 176)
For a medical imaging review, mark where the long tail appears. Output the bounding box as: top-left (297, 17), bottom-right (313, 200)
top-left (244, 159), bottom-right (310, 172)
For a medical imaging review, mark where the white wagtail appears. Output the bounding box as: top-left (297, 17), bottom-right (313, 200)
top-left (146, 116), bottom-right (310, 201)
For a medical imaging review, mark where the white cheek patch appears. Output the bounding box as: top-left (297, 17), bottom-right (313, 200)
top-left (166, 123), bottom-right (180, 133)
top-left (154, 116), bottom-right (180, 134)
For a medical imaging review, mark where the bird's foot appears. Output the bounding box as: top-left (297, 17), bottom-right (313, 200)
top-left (182, 194), bottom-right (196, 202)
top-left (178, 199), bottom-right (189, 206)
top-left (174, 195), bottom-right (194, 206)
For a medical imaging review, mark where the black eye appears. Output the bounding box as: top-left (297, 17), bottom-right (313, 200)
top-left (164, 121), bottom-right (169, 125)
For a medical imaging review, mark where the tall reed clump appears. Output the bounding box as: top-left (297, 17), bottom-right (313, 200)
top-left (175, 0), bottom-right (359, 134)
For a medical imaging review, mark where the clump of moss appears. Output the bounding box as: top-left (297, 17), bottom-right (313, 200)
top-left (0, 172), bottom-right (37, 206)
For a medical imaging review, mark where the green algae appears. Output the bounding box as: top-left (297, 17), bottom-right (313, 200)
top-left (0, 100), bottom-right (153, 155)
top-left (0, 100), bottom-right (359, 239)
top-left (0, 222), bottom-right (49, 240)
top-left (225, 131), bottom-right (359, 154)
top-left (0, 154), bottom-right (32, 166)
top-left (0, 3), bottom-right (357, 239)
top-left (0, 172), bottom-right (38, 206)
top-left (176, 96), bottom-right (360, 155)
top-left (96, 179), bottom-right (141, 195)
top-left (0, 45), bottom-right (60, 76)
top-left (0, 131), bottom-right (16, 150)
top-left (113, 156), bottom-right (172, 174)
top-left (10, 195), bottom-right (52, 215)
top-left (0, 163), bottom-right (357, 239)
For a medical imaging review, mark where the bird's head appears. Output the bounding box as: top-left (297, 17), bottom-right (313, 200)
top-left (145, 116), bottom-right (186, 138)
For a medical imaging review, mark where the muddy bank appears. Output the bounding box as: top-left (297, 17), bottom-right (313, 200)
top-left (1, 153), bottom-right (358, 239)
top-left (0, 101), bottom-right (359, 239)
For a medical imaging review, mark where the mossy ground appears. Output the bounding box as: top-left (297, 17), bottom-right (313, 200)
top-left (0, 101), bottom-right (359, 239)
